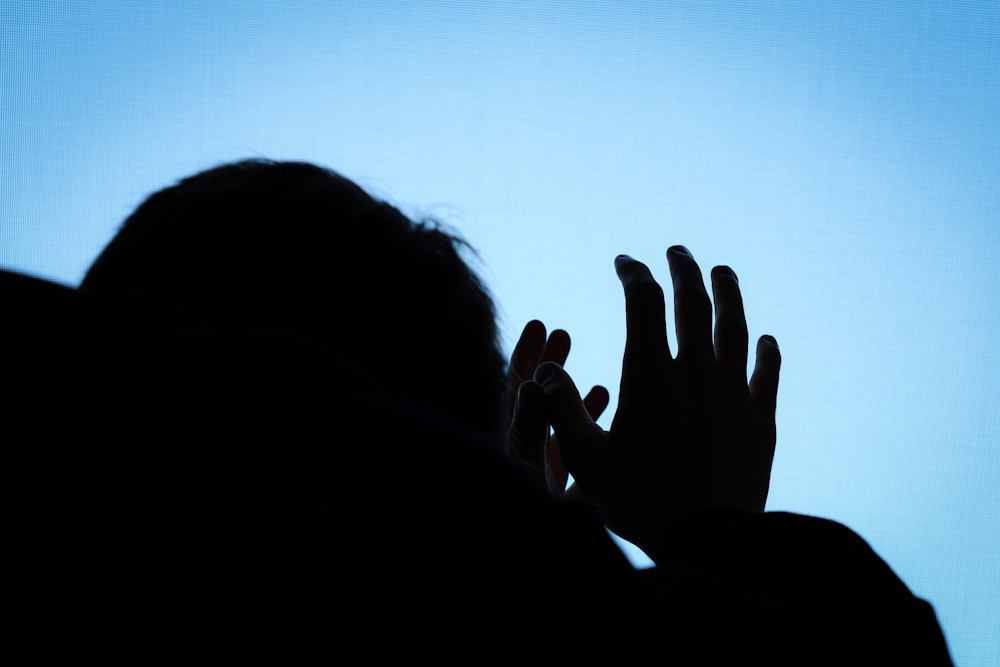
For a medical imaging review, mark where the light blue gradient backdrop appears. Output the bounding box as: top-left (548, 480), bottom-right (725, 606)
top-left (3, 2), bottom-right (997, 663)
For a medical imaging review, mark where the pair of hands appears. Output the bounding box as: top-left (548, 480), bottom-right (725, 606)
top-left (504, 246), bottom-right (781, 562)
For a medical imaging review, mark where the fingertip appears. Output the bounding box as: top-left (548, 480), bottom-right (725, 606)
top-left (614, 255), bottom-right (658, 288)
top-left (615, 254), bottom-right (656, 278)
top-left (711, 265), bottom-right (738, 283)
top-left (667, 245), bottom-right (692, 258)
top-left (542, 328), bottom-right (571, 365)
top-left (534, 362), bottom-right (583, 405)
top-left (758, 335), bottom-right (781, 360)
top-left (756, 335), bottom-right (781, 367)
top-left (750, 335), bottom-right (781, 414)
top-left (614, 254), bottom-right (633, 278)
top-left (532, 360), bottom-right (562, 384)
top-left (522, 318), bottom-right (546, 337)
top-left (549, 328), bottom-right (571, 348)
top-left (582, 384), bottom-right (611, 421)
top-left (590, 384), bottom-right (610, 404)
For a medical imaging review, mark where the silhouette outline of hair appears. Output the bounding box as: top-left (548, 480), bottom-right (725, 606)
top-left (82, 159), bottom-right (506, 436)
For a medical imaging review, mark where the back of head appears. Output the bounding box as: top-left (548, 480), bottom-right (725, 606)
top-left (82, 159), bottom-right (505, 436)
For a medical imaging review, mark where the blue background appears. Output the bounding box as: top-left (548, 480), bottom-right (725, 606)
top-left (2, 2), bottom-right (997, 663)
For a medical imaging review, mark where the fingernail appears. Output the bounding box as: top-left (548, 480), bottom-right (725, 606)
top-left (715, 265), bottom-right (738, 283)
top-left (668, 245), bottom-right (691, 257)
top-left (533, 362), bottom-right (558, 383)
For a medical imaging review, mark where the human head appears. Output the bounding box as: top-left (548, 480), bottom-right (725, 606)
top-left (82, 159), bottom-right (506, 436)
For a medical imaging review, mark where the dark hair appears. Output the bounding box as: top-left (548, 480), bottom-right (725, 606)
top-left (82, 159), bottom-right (506, 436)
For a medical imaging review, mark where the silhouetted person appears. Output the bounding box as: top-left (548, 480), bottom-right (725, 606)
top-left (81, 159), bottom-right (507, 438)
top-left (1, 160), bottom-right (953, 662)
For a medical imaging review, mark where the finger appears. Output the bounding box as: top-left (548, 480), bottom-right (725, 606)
top-left (710, 265), bottom-right (749, 387)
top-left (506, 380), bottom-right (549, 469)
top-left (748, 335), bottom-right (781, 418)
top-left (614, 255), bottom-right (670, 400)
top-left (666, 245), bottom-right (714, 362)
top-left (539, 328), bottom-right (571, 367)
top-left (508, 319), bottom-right (547, 387)
top-left (534, 362), bottom-right (605, 471)
top-left (582, 385), bottom-right (610, 422)
top-left (544, 436), bottom-right (569, 495)
top-left (546, 385), bottom-right (609, 495)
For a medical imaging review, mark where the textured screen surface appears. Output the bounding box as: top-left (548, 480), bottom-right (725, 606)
top-left (2, 3), bottom-right (997, 663)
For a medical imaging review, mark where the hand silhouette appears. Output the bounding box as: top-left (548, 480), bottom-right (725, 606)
top-left (505, 319), bottom-right (608, 494)
top-left (535, 246), bottom-right (781, 560)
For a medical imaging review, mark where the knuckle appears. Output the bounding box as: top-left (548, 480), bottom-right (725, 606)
top-left (674, 283), bottom-right (712, 315)
top-left (627, 279), bottom-right (665, 305)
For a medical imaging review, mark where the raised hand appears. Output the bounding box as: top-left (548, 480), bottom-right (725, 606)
top-left (505, 319), bottom-right (608, 494)
top-left (535, 246), bottom-right (781, 560)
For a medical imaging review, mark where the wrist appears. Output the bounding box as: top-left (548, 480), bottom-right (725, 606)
top-left (650, 507), bottom-right (757, 564)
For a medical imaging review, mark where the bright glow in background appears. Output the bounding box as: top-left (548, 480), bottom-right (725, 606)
top-left (2, 2), bottom-right (997, 663)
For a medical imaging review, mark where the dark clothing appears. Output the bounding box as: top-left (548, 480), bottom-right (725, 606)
top-left (2, 268), bottom-right (953, 662)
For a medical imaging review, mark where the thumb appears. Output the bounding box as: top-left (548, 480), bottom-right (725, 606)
top-left (534, 362), bottom-right (605, 473)
top-left (506, 380), bottom-right (548, 468)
